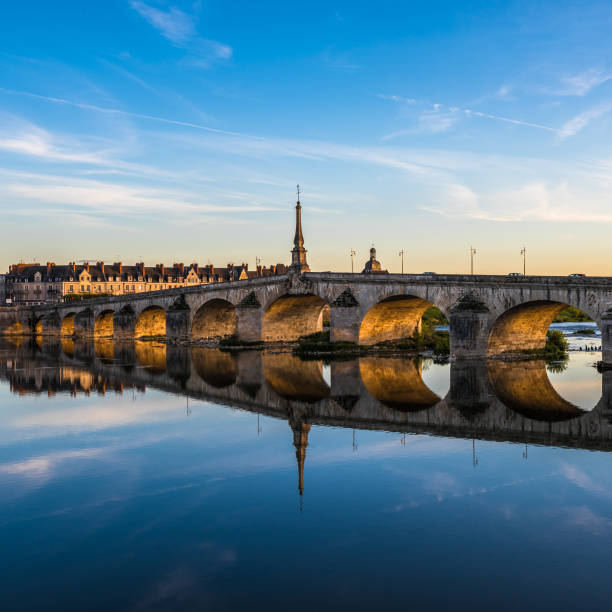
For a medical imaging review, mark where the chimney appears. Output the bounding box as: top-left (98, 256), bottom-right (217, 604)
top-left (191, 262), bottom-right (199, 275)
top-left (97, 261), bottom-right (105, 276)
top-left (178, 263), bottom-right (184, 277)
top-left (71, 262), bottom-right (76, 273)
top-left (85, 262), bottom-right (90, 272)
top-left (114, 262), bottom-right (122, 275)
top-left (46, 262), bottom-right (55, 276)
top-left (157, 263), bottom-right (165, 277)
top-left (257, 265), bottom-right (262, 277)
top-left (138, 262), bottom-right (145, 277)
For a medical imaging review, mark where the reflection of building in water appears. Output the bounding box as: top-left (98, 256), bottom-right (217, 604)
top-left (2, 338), bottom-right (612, 495)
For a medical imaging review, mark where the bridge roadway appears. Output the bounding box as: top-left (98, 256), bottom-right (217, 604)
top-left (3, 337), bottom-right (612, 453)
top-left (2, 271), bottom-right (612, 361)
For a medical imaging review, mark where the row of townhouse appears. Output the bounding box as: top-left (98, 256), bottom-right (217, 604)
top-left (4, 261), bottom-right (288, 305)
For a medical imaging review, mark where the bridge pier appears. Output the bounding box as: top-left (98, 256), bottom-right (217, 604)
top-left (601, 306), bottom-right (612, 366)
top-left (329, 302), bottom-right (361, 344)
top-left (449, 295), bottom-right (490, 359)
top-left (74, 310), bottom-right (94, 337)
top-left (40, 313), bottom-right (61, 337)
top-left (235, 301), bottom-right (263, 343)
top-left (166, 308), bottom-right (190, 341)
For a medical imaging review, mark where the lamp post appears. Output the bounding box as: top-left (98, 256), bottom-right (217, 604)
top-left (350, 249), bottom-right (356, 273)
top-left (399, 249), bottom-right (404, 274)
top-left (520, 246), bottom-right (526, 276)
top-left (470, 246), bottom-right (477, 275)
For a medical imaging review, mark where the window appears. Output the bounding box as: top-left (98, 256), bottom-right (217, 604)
top-left (132, 284), bottom-right (135, 291)
top-left (87, 286), bottom-right (91, 293)
top-left (69, 285), bottom-right (74, 293)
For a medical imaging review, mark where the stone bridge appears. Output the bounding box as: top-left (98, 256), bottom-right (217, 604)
top-left (2, 271), bottom-right (612, 361)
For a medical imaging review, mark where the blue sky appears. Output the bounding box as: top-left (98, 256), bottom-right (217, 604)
top-left (1, 0), bottom-right (612, 274)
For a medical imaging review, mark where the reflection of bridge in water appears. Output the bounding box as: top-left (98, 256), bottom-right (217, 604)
top-left (2, 338), bottom-right (612, 493)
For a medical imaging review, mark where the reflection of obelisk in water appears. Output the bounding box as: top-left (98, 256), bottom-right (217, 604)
top-left (291, 420), bottom-right (311, 496)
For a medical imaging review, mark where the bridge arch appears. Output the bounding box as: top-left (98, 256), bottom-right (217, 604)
top-left (262, 294), bottom-right (329, 342)
top-left (135, 306), bottom-right (166, 338)
top-left (487, 300), bottom-right (598, 355)
top-left (94, 310), bottom-right (114, 337)
top-left (359, 294), bottom-right (443, 346)
top-left (191, 299), bottom-right (236, 340)
top-left (60, 312), bottom-right (78, 337)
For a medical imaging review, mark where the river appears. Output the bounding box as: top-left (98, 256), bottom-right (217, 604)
top-left (0, 332), bottom-right (611, 611)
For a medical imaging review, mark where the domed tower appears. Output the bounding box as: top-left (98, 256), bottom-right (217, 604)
top-left (362, 246), bottom-right (387, 273)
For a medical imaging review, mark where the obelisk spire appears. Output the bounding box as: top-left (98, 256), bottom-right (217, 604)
top-left (290, 184), bottom-right (310, 273)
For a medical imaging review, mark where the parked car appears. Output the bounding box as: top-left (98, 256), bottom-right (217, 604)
top-left (568, 273), bottom-right (586, 278)
top-left (507, 272), bottom-right (524, 277)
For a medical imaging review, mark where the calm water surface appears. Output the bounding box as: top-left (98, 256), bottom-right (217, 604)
top-left (1, 336), bottom-right (611, 611)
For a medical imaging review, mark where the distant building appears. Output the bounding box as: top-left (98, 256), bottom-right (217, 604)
top-left (4, 260), bottom-right (287, 305)
top-left (362, 247), bottom-right (388, 274)
top-left (0, 274), bottom-right (6, 305)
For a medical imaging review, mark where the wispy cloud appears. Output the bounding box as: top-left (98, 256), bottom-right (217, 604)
top-left (380, 97), bottom-right (558, 140)
top-left (558, 69), bottom-right (612, 96)
top-left (130, 1), bottom-right (231, 66)
top-left (559, 103), bottom-right (612, 139)
top-left (423, 180), bottom-right (612, 223)
top-left (378, 94), bottom-right (416, 104)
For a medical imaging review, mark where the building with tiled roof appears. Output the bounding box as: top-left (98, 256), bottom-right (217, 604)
top-left (4, 259), bottom-right (288, 305)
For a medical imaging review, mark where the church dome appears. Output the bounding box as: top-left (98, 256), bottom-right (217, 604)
top-left (362, 247), bottom-right (384, 273)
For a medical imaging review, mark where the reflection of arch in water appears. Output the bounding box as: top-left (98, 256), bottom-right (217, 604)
top-left (359, 357), bottom-right (441, 410)
top-left (61, 337), bottom-right (75, 358)
top-left (4, 321), bottom-right (25, 336)
top-left (487, 301), bottom-right (597, 355)
top-left (191, 348), bottom-right (237, 388)
top-left (135, 341), bottom-right (166, 373)
top-left (359, 295), bottom-right (438, 345)
top-left (262, 295), bottom-right (328, 342)
top-left (94, 310), bottom-right (114, 337)
top-left (61, 313), bottom-right (77, 337)
top-left (487, 360), bottom-right (586, 422)
top-left (191, 299), bottom-right (236, 340)
top-left (34, 318), bottom-right (43, 336)
top-left (135, 306), bottom-right (166, 338)
top-left (94, 339), bottom-right (115, 364)
top-left (263, 353), bottom-right (330, 401)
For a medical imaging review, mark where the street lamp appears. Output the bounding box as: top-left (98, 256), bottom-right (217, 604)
top-left (350, 249), bottom-right (356, 273)
top-left (520, 246), bottom-right (526, 276)
top-left (398, 249), bottom-right (404, 274)
top-left (470, 246), bottom-right (477, 275)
